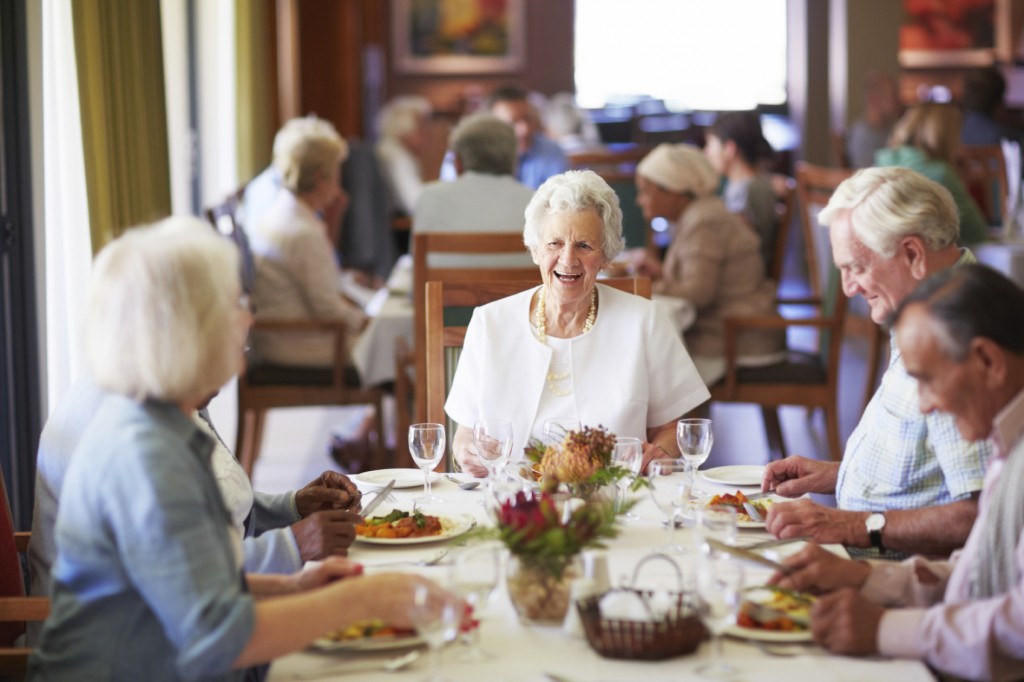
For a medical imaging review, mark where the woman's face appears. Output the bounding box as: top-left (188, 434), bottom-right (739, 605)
top-left (635, 175), bottom-right (689, 223)
top-left (531, 210), bottom-right (609, 310)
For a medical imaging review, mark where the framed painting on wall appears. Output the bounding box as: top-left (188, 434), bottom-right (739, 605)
top-left (898, 0), bottom-right (999, 67)
top-left (392, 0), bottom-right (525, 74)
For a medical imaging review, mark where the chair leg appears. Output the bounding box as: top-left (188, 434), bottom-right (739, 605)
top-left (824, 406), bottom-right (842, 462)
top-left (761, 407), bottom-right (786, 460)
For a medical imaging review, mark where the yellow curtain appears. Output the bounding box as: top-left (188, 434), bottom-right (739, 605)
top-left (236, 0), bottom-right (275, 186)
top-left (72, 0), bottom-right (171, 253)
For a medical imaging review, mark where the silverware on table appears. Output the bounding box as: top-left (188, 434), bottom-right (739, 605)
top-left (360, 479), bottom-right (397, 517)
top-left (369, 548), bottom-right (450, 568)
top-left (744, 535), bottom-right (811, 551)
top-left (742, 500), bottom-right (766, 523)
top-left (445, 474), bottom-right (481, 490)
top-left (706, 538), bottom-right (793, 574)
top-left (292, 650), bottom-right (420, 679)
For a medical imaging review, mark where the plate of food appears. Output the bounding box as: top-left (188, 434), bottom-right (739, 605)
top-left (353, 468), bottom-right (441, 489)
top-left (312, 619), bottom-right (423, 652)
top-left (354, 509), bottom-right (476, 545)
top-left (705, 491), bottom-right (776, 528)
top-left (702, 465), bottom-right (765, 487)
top-left (726, 586), bottom-right (815, 643)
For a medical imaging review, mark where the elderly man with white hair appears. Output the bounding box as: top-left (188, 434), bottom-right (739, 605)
top-left (375, 95), bottom-right (432, 214)
top-left (764, 166), bottom-right (991, 558)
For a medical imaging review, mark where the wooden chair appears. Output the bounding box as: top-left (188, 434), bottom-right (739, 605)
top-left (205, 196), bottom-right (387, 477)
top-left (0, 468), bottom-right (48, 679)
top-left (424, 277), bottom-right (651, 467)
top-left (567, 146), bottom-right (653, 251)
top-left (830, 129), bottom-right (851, 168)
top-left (953, 144), bottom-right (1008, 226)
top-left (768, 174), bottom-right (797, 283)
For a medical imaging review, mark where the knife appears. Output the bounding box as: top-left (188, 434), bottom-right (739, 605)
top-left (706, 538), bottom-right (793, 574)
top-left (359, 479), bottom-right (396, 517)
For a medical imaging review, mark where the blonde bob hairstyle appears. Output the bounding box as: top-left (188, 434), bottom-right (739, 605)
top-left (887, 103), bottom-right (962, 164)
top-left (523, 169), bottom-right (625, 261)
top-left (272, 116), bottom-right (349, 194)
top-left (86, 217), bottom-right (244, 403)
top-left (818, 166), bottom-right (959, 258)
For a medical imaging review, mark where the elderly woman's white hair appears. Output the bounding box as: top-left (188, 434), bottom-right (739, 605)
top-left (86, 216), bottom-right (244, 403)
top-left (819, 166), bottom-right (960, 257)
top-left (523, 170), bottom-right (625, 260)
top-left (376, 96), bottom-right (431, 140)
top-left (272, 116), bottom-right (349, 194)
top-left (636, 143), bottom-right (720, 198)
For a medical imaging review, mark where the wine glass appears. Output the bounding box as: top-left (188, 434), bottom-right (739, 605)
top-left (542, 418), bottom-right (580, 445)
top-left (448, 545), bottom-right (501, 661)
top-left (647, 458), bottom-right (692, 554)
top-left (698, 505), bottom-right (738, 554)
top-left (613, 436), bottom-right (643, 519)
top-left (409, 423), bottom-right (445, 504)
top-left (410, 583), bottom-right (460, 682)
top-left (695, 553), bottom-right (745, 679)
top-left (677, 418), bottom-right (713, 493)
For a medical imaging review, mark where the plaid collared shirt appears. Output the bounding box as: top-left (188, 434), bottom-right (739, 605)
top-left (836, 249), bottom-right (992, 511)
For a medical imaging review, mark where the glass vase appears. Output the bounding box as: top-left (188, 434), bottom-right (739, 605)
top-left (506, 554), bottom-right (582, 625)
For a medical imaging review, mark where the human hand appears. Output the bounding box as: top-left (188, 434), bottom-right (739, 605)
top-left (453, 430), bottom-right (490, 478)
top-left (769, 543), bottom-right (871, 595)
top-left (340, 574), bottom-right (468, 631)
top-left (640, 442), bottom-right (670, 474)
top-left (762, 456), bottom-right (839, 496)
top-left (810, 588), bottom-right (884, 655)
top-left (296, 471), bottom-right (362, 516)
top-left (290, 509), bottom-right (361, 561)
top-left (765, 499), bottom-right (868, 546)
top-left (290, 556), bottom-right (364, 592)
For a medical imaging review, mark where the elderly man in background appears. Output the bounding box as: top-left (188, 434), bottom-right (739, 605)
top-left (413, 112), bottom-right (535, 268)
top-left (375, 95), bottom-right (432, 215)
top-left (772, 265), bottom-right (1024, 681)
top-left (489, 85), bottom-right (568, 189)
top-left (763, 167), bottom-right (991, 558)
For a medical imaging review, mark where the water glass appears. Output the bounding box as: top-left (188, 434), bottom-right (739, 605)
top-left (472, 420), bottom-right (513, 477)
top-left (613, 436), bottom-right (643, 519)
top-left (410, 584), bottom-right (460, 682)
top-left (647, 458), bottom-right (691, 554)
top-left (410, 423), bottom-right (445, 504)
top-left (449, 545), bottom-right (501, 661)
top-left (698, 505), bottom-right (738, 554)
top-left (677, 418), bottom-right (713, 491)
top-left (542, 418), bottom-right (581, 445)
top-left (695, 553), bottom-right (744, 679)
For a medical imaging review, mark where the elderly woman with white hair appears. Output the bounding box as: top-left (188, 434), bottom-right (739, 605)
top-left (631, 143), bottom-right (786, 385)
top-left (375, 95), bottom-right (432, 214)
top-left (30, 218), bottom-right (456, 681)
top-left (447, 170), bottom-right (711, 477)
top-left (248, 115), bottom-right (367, 370)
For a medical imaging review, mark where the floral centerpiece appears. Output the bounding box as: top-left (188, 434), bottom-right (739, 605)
top-left (523, 425), bottom-right (646, 500)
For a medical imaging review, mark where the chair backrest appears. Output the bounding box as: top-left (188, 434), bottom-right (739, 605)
top-left (424, 277), bottom-right (652, 464)
top-left (412, 232), bottom-right (540, 424)
top-left (953, 144), bottom-right (1008, 226)
top-left (0, 467), bottom-right (26, 647)
top-left (567, 146), bottom-right (652, 250)
top-left (768, 174), bottom-right (797, 283)
top-left (205, 195), bottom-right (256, 295)
top-left (794, 163), bottom-right (855, 299)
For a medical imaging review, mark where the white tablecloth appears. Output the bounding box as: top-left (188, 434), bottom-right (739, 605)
top-left (268, 476), bottom-right (934, 682)
top-left (351, 293), bottom-right (413, 387)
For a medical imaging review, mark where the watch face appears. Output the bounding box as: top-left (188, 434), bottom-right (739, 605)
top-left (866, 513), bottom-right (886, 532)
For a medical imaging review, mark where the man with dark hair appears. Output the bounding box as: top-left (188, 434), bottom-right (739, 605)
top-left (488, 85), bottom-right (568, 189)
top-left (961, 67), bottom-right (1023, 147)
top-left (769, 264), bottom-right (1024, 681)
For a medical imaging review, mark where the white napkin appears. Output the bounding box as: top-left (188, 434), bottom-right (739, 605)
top-left (598, 591), bottom-right (651, 621)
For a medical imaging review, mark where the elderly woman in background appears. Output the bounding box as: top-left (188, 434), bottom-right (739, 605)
top-left (375, 95), bottom-right (432, 214)
top-left (875, 103), bottom-right (987, 245)
top-left (30, 218), bottom-right (455, 680)
top-left (704, 111), bottom-right (779, 271)
top-left (447, 170), bottom-right (711, 477)
top-left (630, 144), bottom-right (786, 385)
top-left (248, 116), bottom-right (368, 370)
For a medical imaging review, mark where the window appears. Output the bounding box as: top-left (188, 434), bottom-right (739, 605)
top-left (574, 0), bottom-right (788, 111)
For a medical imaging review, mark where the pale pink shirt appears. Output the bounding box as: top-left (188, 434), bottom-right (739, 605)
top-left (863, 388), bottom-right (1024, 681)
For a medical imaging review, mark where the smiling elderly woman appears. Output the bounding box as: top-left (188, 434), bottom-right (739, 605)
top-left (30, 218), bottom-right (455, 681)
top-left (447, 170), bottom-right (711, 477)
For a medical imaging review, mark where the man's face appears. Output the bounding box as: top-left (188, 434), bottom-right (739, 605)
top-left (897, 304), bottom-right (997, 442)
top-left (830, 213), bottom-right (922, 323)
top-left (491, 99), bottom-right (534, 154)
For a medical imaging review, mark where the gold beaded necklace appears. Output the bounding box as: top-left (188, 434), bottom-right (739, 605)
top-left (534, 285), bottom-right (597, 396)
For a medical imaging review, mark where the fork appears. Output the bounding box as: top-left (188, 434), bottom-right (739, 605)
top-left (369, 548), bottom-right (449, 568)
top-left (742, 500), bottom-right (766, 523)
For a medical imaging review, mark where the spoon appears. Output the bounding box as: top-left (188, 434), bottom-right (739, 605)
top-left (294, 650), bottom-right (420, 679)
top-left (445, 475), bottom-right (481, 490)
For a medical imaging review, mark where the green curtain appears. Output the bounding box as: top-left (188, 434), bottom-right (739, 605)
top-left (72, 0), bottom-right (171, 253)
top-left (235, 0), bottom-right (275, 185)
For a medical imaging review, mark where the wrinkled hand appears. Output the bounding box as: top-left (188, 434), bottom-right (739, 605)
top-left (762, 456), bottom-right (839, 497)
top-left (765, 499), bottom-right (866, 546)
top-left (811, 588), bottom-right (884, 655)
top-left (290, 556), bottom-right (364, 592)
top-left (296, 471), bottom-right (362, 516)
top-left (290, 509), bottom-right (361, 561)
top-left (640, 442), bottom-right (670, 474)
top-left (769, 543), bottom-right (871, 595)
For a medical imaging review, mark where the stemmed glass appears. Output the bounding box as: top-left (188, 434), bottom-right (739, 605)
top-left (409, 423), bottom-right (445, 504)
top-left (647, 458), bottom-right (692, 554)
top-left (698, 505), bottom-right (738, 553)
top-left (473, 418), bottom-right (513, 477)
top-left (613, 436), bottom-right (643, 519)
top-left (543, 418), bottom-right (580, 445)
top-left (695, 552), bottom-right (745, 679)
top-left (448, 545), bottom-right (501, 661)
top-left (410, 583), bottom-right (460, 682)
top-left (677, 418), bottom-right (713, 494)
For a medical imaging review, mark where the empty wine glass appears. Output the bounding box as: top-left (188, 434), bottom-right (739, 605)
top-left (449, 545), bottom-right (501, 661)
top-left (613, 436), bottom-right (643, 519)
top-left (410, 423), bottom-right (445, 504)
top-left (647, 458), bottom-right (692, 554)
top-left (695, 553), bottom-right (745, 679)
top-left (410, 583), bottom-right (460, 682)
top-left (542, 418), bottom-right (580, 445)
top-left (677, 418), bottom-right (713, 494)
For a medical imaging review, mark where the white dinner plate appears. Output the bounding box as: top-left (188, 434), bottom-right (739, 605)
top-left (354, 468), bottom-right (441, 489)
top-left (724, 624), bottom-right (813, 643)
top-left (354, 513), bottom-right (476, 545)
top-left (311, 633), bottom-right (424, 652)
top-left (702, 465), bottom-right (765, 487)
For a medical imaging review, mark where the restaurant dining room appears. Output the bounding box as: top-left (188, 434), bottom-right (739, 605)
top-left (3, 0), bottom-right (1024, 680)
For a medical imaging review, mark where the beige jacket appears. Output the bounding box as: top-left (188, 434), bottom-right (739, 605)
top-left (653, 195), bottom-right (785, 360)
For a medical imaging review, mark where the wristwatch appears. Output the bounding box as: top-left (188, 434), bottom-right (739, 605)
top-left (866, 512), bottom-right (887, 553)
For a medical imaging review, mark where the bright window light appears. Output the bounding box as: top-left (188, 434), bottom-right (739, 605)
top-left (574, 0), bottom-right (788, 110)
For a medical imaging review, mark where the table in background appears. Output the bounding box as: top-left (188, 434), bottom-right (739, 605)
top-left (268, 475), bottom-right (935, 682)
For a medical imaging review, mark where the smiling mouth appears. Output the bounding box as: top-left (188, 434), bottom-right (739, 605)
top-left (554, 270), bottom-right (582, 283)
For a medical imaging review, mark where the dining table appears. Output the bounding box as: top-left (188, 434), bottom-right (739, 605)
top-left (268, 468), bottom-right (936, 682)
